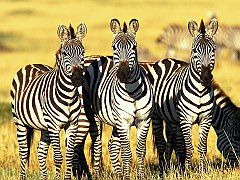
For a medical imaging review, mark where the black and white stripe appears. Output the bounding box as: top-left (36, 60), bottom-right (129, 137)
top-left (149, 18), bottom-right (218, 175)
top-left (79, 19), bottom-right (153, 179)
top-left (10, 23), bottom-right (87, 179)
top-left (163, 82), bottom-right (240, 169)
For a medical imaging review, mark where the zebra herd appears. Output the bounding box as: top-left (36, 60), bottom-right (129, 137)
top-left (10, 18), bottom-right (240, 179)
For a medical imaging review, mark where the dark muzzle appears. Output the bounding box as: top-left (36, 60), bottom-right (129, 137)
top-left (71, 66), bottom-right (83, 87)
top-left (200, 65), bottom-right (213, 87)
top-left (116, 61), bottom-right (130, 83)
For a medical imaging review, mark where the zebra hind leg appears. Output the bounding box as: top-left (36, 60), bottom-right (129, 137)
top-left (152, 115), bottom-right (166, 178)
top-left (108, 126), bottom-right (122, 178)
top-left (16, 124), bottom-right (34, 180)
top-left (38, 130), bottom-right (51, 179)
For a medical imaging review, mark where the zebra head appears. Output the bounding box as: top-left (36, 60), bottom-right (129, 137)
top-left (110, 18), bottom-right (139, 83)
top-left (188, 18), bottom-right (218, 87)
top-left (57, 23), bottom-right (87, 87)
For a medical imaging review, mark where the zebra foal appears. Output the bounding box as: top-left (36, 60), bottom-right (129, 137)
top-left (10, 23), bottom-right (87, 179)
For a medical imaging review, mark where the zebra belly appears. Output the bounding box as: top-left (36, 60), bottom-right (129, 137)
top-left (14, 97), bottom-right (47, 130)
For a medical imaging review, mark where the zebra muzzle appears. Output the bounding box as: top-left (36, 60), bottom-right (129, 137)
top-left (117, 61), bottom-right (130, 83)
top-left (200, 65), bottom-right (213, 87)
top-left (71, 66), bottom-right (83, 87)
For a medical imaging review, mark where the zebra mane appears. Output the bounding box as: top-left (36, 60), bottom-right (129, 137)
top-left (123, 22), bottom-right (127, 33)
top-left (69, 24), bottom-right (76, 39)
top-left (198, 19), bottom-right (206, 34)
top-left (54, 49), bottom-right (61, 68)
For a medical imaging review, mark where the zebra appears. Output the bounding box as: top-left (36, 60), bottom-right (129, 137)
top-left (147, 18), bottom-right (218, 175)
top-left (156, 23), bottom-right (192, 58)
top-left (79, 19), bottom-right (153, 179)
top-left (10, 23), bottom-right (87, 179)
top-left (162, 80), bottom-right (240, 170)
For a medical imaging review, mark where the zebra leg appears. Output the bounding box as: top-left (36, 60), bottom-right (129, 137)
top-left (89, 118), bottom-right (103, 177)
top-left (49, 129), bottom-right (63, 179)
top-left (152, 114), bottom-right (166, 177)
top-left (165, 122), bottom-right (176, 172)
top-left (38, 130), bottom-right (51, 180)
top-left (136, 119), bottom-right (150, 179)
top-left (117, 123), bottom-right (132, 180)
top-left (16, 124), bottom-right (32, 180)
top-left (64, 121), bottom-right (78, 179)
top-left (174, 125), bottom-right (186, 174)
top-left (73, 117), bottom-right (91, 179)
top-left (108, 126), bottom-right (122, 178)
top-left (198, 120), bottom-right (211, 172)
top-left (180, 122), bottom-right (193, 171)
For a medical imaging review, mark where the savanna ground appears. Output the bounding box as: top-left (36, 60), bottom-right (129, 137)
top-left (0, 0), bottom-right (240, 179)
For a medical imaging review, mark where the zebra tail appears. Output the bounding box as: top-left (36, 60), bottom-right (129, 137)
top-left (27, 126), bottom-right (34, 166)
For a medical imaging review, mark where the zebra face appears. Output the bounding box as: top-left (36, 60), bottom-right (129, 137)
top-left (188, 18), bottom-right (218, 87)
top-left (110, 19), bottom-right (139, 83)
top-left (57, 23), bottom-right (87, 87)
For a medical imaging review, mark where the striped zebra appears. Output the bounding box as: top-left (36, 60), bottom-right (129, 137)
top-left (80, 19), bottom-right (153, 179)
top-left (150, 18), bottom-right (218, 175)
top-left (10, 23), bottom-right (87, 179)
top-left (162, 81), bottom-right (240, 170)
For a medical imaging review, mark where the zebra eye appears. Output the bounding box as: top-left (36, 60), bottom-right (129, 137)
top-left (62, 51), bottom-right (67, 56)
top-left (192, 48), bottom-right (197, 53)
top-left (112, 45), bottom-right (116, 50)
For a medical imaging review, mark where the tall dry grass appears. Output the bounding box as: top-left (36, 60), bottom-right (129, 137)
top-left (1, 0), bottom-right (240, 179)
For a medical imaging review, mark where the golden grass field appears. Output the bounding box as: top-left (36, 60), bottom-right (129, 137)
top-left (0, 0), bottom-right (240, 179)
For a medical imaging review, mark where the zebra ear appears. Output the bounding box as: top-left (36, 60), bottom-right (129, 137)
top-left (76, 22), bottom-right (87, 41)
top-left (188, 20), bottom-right (198, 37)
top-left (129, 19), bottom-right (139, 35)
top-left (57, 24), bottom-right (70, 43)
top-left (207, 18), bottom-right (218, 37)
top-left (110, 19), bottom-right (121, 34)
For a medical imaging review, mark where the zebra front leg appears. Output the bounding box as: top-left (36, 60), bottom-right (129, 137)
top-left (16, 124), bottom-right (34, 180)
top-left (117, 123), bottom-right (132, 180)
top-left (136, 119), bottom-right (150, 179)
top-left (151, 115), bottom-right (166, 178)
top-left (49, 129), bottom-right (63, 179)
top-left (180, 121), bottom-right (193, 172)
top-left (198, 120), bottom-right (211, 173)
top-left (38, 130), bottom-right (51, 180)
top-left (64, 121), bottom-right (78, 179)
top-left (108, 126), bottom-right (122, 178)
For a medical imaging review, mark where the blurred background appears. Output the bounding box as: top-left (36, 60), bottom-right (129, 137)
top-left (1, 0), bottom-right (240, 179)
top-left (1, 0), bottom-right (240, 103)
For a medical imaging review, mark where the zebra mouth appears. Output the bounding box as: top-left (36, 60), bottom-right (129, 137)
top-left (200, 65), bottom-right (213, 87)
top-left (71, 67), bottom-right (83, 87)
top-left (117, 61), bottom-right (130, 83)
